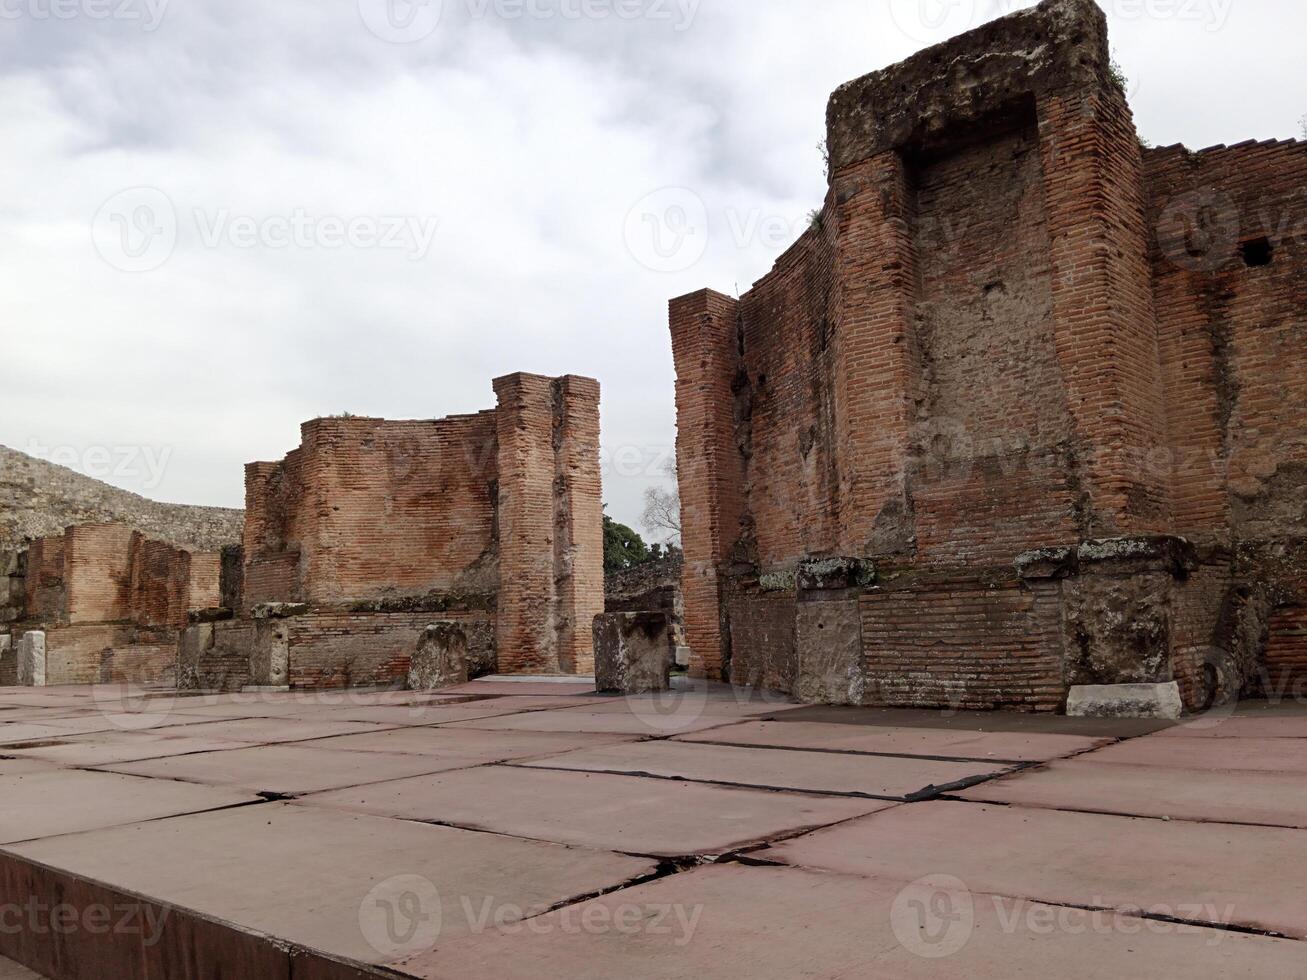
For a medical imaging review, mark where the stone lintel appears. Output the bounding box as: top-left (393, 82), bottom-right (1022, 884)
top-left (1017, 536), bottom-right (1197, 581)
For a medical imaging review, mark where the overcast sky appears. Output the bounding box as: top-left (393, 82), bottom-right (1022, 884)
top-left (1, 0), bottom-right (1301, 538)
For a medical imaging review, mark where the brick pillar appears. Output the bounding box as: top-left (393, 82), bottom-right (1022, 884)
top-left (65, 523), bottom-right (135, 625)
top-left (670, 289), bottom-right (743, 681)
top-left (830, 150), bottom-right (920, 556)
top-left (553, 375), bottom-right (604, 675)
top-left (494, 373), bottom-right (603, 675)
top-left (242, 461), bottom-right (280, 576)
top-left (1037, 84), bottom-right (1169, 537)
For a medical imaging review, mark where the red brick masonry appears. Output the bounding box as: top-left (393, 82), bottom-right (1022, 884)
top-left (672, 0), bottom-right (1306, 712)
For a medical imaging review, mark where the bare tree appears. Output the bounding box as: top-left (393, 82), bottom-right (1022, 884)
top-left (641, 460), bottom-right (681, 545)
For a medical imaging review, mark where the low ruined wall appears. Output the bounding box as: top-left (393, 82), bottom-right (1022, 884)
top-left (43, 624), bottom-right (177, 686)
top-left (284, 609), bottom-right (495, 689)
top-left (179, 609), bottom-right (497, 692)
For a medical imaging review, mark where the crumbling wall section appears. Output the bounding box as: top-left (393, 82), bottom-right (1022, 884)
top-left (670, 0), bottom-right (1299, 712)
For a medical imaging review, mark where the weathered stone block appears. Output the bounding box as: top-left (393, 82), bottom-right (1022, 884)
top-left (18, 631), bottom-right (46, 687)
top-left (593, 612), bottom-right (672, 694)
top-left (0, 634), bottom-right (13, 686)
top-left (795, 600), bottom-right (864, 705)
top-left (797, 557), bottom-right (877, 593)
top-left (409, 622), bottom-right (470, 691)
top-left (250, 619), bottom-right (291, 688)
top-left (252, 602), bottom-right (310, 621)
top-left (1066, 683), bottom-right (1183, 720)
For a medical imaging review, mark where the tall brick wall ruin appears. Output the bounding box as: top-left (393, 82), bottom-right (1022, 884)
top-left (207, 372), bottom-right (604, 690)
top-left (672, 0), bottom-right (1306, 712)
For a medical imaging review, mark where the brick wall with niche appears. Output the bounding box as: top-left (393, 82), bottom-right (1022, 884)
top-left (671, 0), bottom-right (1306, 712)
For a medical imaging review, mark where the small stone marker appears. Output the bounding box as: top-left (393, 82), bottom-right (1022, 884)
top-left (593, 612), bottom-right (673, 695)
top-left (18, 631), bottom-right (47, 687)
top-left (1066, 682), bottom-right (1183, 720)
top-left (409, 622), bottom-right (470, 690)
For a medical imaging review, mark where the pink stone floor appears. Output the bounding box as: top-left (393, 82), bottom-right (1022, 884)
top-left (1, 682), bottom-right (1304, 978)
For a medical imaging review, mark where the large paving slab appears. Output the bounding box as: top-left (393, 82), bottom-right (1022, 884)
top-left (0, 769), bottom-right (257, 844)
top-left (761, 800), bottom-right (1307, 938)
top-left (439, 679), bottom-right (599, 697)
top-left (295, 726), bottom-right (641, 759)
top-left (438, 709), bottom-right (739, 737)
top-left (677, 720), bottom-right (1110, 762)
top-left (401, 863), bottom-right (1307, 980)
top-left (959, 760), bottom-right (1307, 829)
top-left (515, 740), bottom-right (1013, 800)
top-left (1157, 716), bottom-right (1307, 739)
top-left (1081, 735), bottom-right (1307, 774)
top-left (6, 804), bottom-right (656, 967)
top-left (582, 694), bottom-right (805, 720)
top-left (97, 743), bottom-right (488, 795)
top-left (0, 714), bottom-right (204, 744)
top-left (297, 766), bottom-right (892, 858)
top-left (144, 716), bottom-right (398, 745)
top-left (773, 704), bottom-right (1175, 738)
top-left (0, 731), bottom-right (263, 767)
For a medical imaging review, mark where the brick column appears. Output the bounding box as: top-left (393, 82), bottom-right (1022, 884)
top-left (1037, 85), bottom-right (1170, 537)
top-left (830, 150), bottom-right (920, 556)
top-left (495, 373), bottom-right (558, 674)
top-left (552, 375), bottom-right (604, 675)
top-left (670, 289), bottom-right (743, 681)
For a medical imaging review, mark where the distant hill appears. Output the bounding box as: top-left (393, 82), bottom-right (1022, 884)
top-left (0, 444), bottom-right (244, 553)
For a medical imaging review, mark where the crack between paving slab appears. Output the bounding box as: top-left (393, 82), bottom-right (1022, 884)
top-left (675, 736), bottom-right (1039, 766)
top-left (935, 795), bottom-right (1307, 833)
top-left (494, 760), bottom-right (1030, 804)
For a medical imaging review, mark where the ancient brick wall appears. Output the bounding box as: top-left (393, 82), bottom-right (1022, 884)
top-left (23, 536), bottom-right (65, 623)
top-left (43, 624), bottom-right (177, 686)
top-left (861, 576), bottom-right (1065, 712)
top-left (230, 372), bottom-right (603, 685)
top-left (65, 523), bottom-right (136, 625)
top-left (670, 0), bottom-right (1305, 711)
top-left (244, 412), bottom-right (499, 609)
top-left (283, 609), bottom-right (494, 689)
